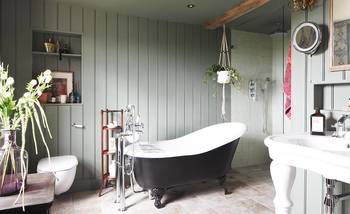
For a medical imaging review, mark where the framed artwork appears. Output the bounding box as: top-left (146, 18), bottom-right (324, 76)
top-left (329, 0), bottom-right (350, 71)
top-left (51, 71), bottom-right (73, 96)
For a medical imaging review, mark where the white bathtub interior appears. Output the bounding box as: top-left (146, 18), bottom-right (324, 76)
top-left (125, 122), bottom-right (246, 158)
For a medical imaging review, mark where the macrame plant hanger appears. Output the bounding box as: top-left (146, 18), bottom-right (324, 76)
top-left (218, 24), bottom-right (231, 122)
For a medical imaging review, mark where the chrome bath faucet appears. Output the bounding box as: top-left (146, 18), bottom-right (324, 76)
top-left (332, 114), bottom-right (350, 138)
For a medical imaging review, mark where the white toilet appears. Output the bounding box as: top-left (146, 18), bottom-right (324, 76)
top-left (37, 155), bottom-right (78, 195)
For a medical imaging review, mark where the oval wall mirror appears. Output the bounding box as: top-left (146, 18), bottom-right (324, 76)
top-left (292, 22), bottom-right (322, 55)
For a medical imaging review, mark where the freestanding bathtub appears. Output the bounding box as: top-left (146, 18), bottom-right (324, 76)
top-left (125, 122), bottom-right (246, 208)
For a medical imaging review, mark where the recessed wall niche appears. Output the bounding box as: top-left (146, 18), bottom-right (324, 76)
top-left (32, 30), bottom-right (82, 104)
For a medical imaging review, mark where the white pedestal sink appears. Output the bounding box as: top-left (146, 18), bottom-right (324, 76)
top-left (265, 134), bottom-right (350, 214)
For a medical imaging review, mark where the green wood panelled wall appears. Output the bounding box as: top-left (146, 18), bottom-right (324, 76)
top-left (0, 0), bottom-right (230, 190)
top-left (291, 0), bottom-right (350, 213)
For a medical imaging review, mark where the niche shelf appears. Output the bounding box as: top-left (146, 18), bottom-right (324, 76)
top-left (32, 51), bottom-right (81, 58)
top-left (32, 30), bottom-right (82, 105)
top-left (313, 82), bottom-right (350, 113)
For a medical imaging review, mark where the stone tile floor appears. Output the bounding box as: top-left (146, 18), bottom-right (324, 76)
top-left (51, 164), bottom-right (274, 214)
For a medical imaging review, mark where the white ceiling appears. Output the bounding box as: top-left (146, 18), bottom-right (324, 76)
top-left (55, 0), bottom-right (241, 24)
top-left (54, 0), bottom-right (290, 34)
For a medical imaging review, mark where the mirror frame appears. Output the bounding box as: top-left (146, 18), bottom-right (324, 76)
top-left (292, 22), bottom-right (322, 55)
top-left (329, 0), bottom-right (350, 71)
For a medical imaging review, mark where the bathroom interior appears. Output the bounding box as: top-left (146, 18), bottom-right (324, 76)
top-left (0, 0), bottom-right (350, 213)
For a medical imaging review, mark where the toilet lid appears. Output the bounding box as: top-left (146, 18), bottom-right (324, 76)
top-left (37, 155), bottom-right (78, 172)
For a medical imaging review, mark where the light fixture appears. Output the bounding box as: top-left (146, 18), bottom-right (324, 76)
top-left (187, 4), bottom-right (195, 8)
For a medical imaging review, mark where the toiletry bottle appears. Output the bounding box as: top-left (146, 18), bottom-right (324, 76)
top-left (310, 108), bottom-right (325, 135)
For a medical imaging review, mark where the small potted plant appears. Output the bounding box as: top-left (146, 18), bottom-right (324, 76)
top-left (205, 64), bottom-right (241, 87)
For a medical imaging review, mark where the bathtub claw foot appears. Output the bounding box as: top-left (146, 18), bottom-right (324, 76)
top-left (224, 188), bottom-right (233, 195)
top-left (219, 176), bottom-right (232, 195)
top-left (151, 188), bottom-right (165, 209)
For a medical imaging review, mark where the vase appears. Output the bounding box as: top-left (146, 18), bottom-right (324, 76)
top-left (217, 70), bottom-right (231, 84)
top-left (0, 129), bottom-right (28, 196)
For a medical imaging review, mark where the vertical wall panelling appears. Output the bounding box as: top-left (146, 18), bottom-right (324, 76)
top-left (200, 29), bottom-right (209, 128)
top-left (138, 18), bottom-right (149, 140)
top-left (184, 25), bottom-right (193, 134)
top-left (290, 0), bottom-right (350, 213)
top-left (31, 0), bottom-right (44, 30)
top-left (157, 21), bottom-right (168, 140)
top-left (5, 0), bottom-right (230, 191)
top-left (71, 105), bottom-right (83, 180)
top-left (208, 30), bottom-right (218, 126)
top-left (44, 0), bottom-right (57, 31)
top-left (216, 28), bottom-right (224, 122)
top-left (117, 15), bottom-right (128, 109)
top-left (1, 0), bottom-right (15, 76)
top-left (309, 2), bottom-right (324, 84)
top-left (106, 12), bottom-right (118, 109)
top-left (128, 17), bottom-right (139, 113)
top-left (148, 20), bottom-right (158, 141)
top-left (175, 24), bottom-right (185, 137)
top-left (82, 8), bottom-right (95, 179)
top-left (192, 26), bottom-right (201, 131)
top-left (95, 11), bottom-right (107, 180)
top-left (58, 3), bottom-right (70, 32)
top-left (71, 6), bottom-right (83, 34)
top-left (290, 8), bottom-right (308, 214)
top-left (167, 23), bottom-right (177, 138)
top-left (15, 0), bottom-right (31, 97)
top-left (271, 34), bottom-right (284, 134)
top-left (44, 106), bottom-right (58, 157)
top-left (58, 106), bottom-right (71, 155)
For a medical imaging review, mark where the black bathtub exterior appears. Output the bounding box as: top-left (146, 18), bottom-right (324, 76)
top-left (131, 139), bottom-right (240, 208)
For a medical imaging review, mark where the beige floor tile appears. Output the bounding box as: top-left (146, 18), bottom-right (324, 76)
top-left (51, 164), bottom-right (274, 214)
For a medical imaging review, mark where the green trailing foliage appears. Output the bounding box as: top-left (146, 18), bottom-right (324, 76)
top-left (205, 64), bottom-right (241, 89)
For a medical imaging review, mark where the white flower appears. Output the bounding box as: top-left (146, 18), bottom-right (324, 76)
top-left (0, 63), bottom-right (3, 71)
top-left (44, 75), bottom-right (52, 83)
top-left (3, 91), bottom-right (11, 98)
top-left (0, 72), bottom-right (7, 80)
top-left (6, 77), bottom-right (14, 86)
top-left (37, 91), bottom-right (42, 97)
top-left (43, 70), bottom-right (51, 76)
top-left (24, 92), bottom-right (30, 98)
top-left (30, 79), bottom-right (37, 87)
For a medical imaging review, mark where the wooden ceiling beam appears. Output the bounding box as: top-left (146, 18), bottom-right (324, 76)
top-left (203, 0), bottom-right (270, 30)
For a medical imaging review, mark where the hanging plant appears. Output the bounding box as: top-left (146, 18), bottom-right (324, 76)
top-left (290, 0), bottom-right (317, 11)
top-left (205, 64), bottom-right (241, 88)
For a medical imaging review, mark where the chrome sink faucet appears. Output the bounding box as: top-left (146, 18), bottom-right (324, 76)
top-left (332, 114), bottom-right (350, 138)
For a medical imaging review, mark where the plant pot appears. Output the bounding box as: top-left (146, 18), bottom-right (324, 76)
top-left (217, 70), bottom-right (231, 84)
top-left (39, 92), bottom-right (49, 103)
top-left (44, 42), bottom-right (56, 53)
top-left (0, 130), bottom-right (28, 196)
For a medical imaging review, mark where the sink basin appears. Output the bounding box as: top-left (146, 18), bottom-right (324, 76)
top-left (265, 134), bottom-right (350, 181)
top-left (265, 134), bottom-right (350, 214)
top-left (267, 134), bottom-right (350, 152)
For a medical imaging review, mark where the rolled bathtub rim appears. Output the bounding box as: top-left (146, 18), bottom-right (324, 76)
top-left (125, 122), bottom-right (246, 159)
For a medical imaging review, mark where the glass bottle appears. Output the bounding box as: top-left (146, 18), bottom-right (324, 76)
top-left (310, 108), bottom-right (326, 136)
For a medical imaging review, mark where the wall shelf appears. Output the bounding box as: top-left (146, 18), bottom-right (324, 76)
top-left (32, 51), bottom-right (81, 58)
top-left (42, 103), bottom-right (83, 106)
top-left (32, 30), bottom-right (82, 103)
top-left (32, 28), bottom-right (82, 37)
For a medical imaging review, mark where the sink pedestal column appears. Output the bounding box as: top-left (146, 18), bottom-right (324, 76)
top-left (270, 161), bottom-right (296, 214)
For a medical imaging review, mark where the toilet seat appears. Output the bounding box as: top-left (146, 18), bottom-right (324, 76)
top-left (37, 155), bottom-right (78, 172)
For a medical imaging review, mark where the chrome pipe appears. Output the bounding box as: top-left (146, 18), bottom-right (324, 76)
top-left (116, 138), bottom-right (126, 211)
top-left (324, 179), bottom-right (336, 214)
top-left (115, 104), bottom-right (144, 211)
